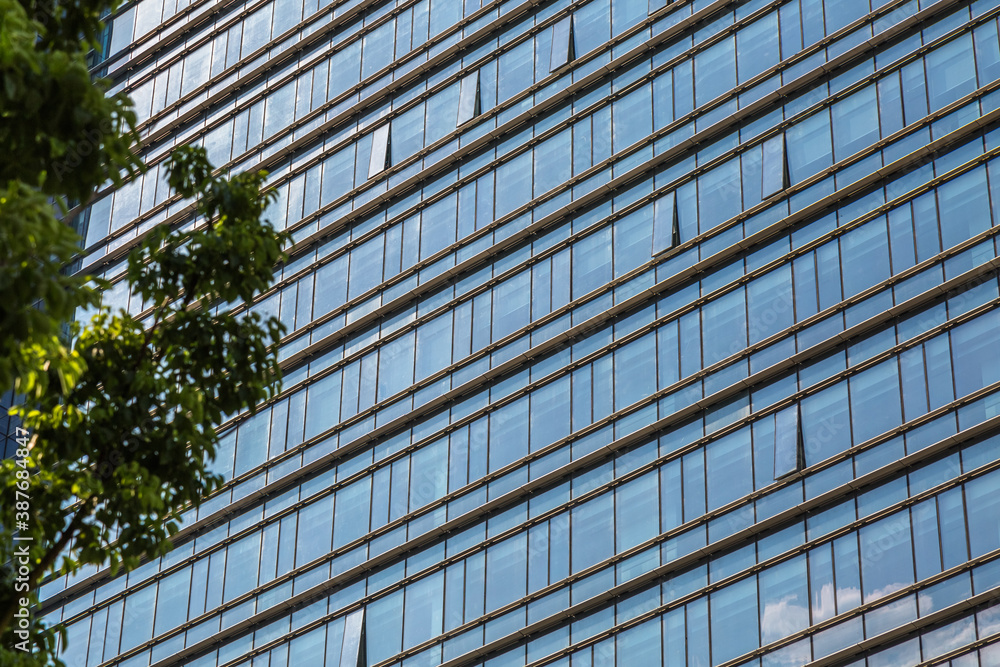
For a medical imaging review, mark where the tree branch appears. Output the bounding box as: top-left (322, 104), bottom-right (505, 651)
top-left (0, 502), bottom-right (90, 636)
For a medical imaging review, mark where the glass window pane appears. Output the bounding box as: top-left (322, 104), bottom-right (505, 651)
top-left (832, 85), bottom-right (879, 159)
top-left (153, 567), bottom-right (192, 635)
top-left (615, 471), bottom-right (659, 552)
top-left (366, 591), bottom-right (403, 663)
top-left (403, 571), bottom-right (444, 649)
top-left (695, 36), bottom-right (736, 107)
top-left (368, 124), bottom-right (391, 178)
top-left (849, 359), bottom-right (902, 444)
top-left (860, 512), bottom-right (914, 602)
top-left (801, 380), bottom-right (851, 466)
top-left (705, 429), bottom-right (753, 510)
top-left (759, 554), bottom-right (809, 643)
top-left (549, 16), bottom-right (573, 71)
top-left (966, 469), bottom-right (1000, 557)
top-left (572, 492), bottom-right (614, 573)
top-left (486, 532), bottom-right (528, 612)
top-left (748, 264), bottom-right (794, 345)
top-left (710, 575), bottom-right (758, 663)
top-left (937, 166), bottom-right (991, 250)
top-left (925, 35), bottom-right (976, 111)
top-left (761, 134), bottom-right (787, 198)
top-left (773, 405), bottom-right (802, 479)
top-left (737, 11), bottom-right (780, 82)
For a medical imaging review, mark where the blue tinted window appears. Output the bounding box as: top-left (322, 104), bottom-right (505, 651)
top-left (572, 227), bottom-right (613, 299)
top-left (801, 380), bottom-right (851, 465)
top-left (832, 86), bottom-right (879, 159)
top-left (697, 156), bottom-right (741, 231)
top-left (952, 310), bottom-right (1000, 397)
top-left (701, 288), bottom-right (747, 367)
top-left (737, 11), bottom-right (780, 82)
top-left (695, 37), bottom-right (736, 107)
top-left (759, 554), bottom-right (809, 643)
top-left (860, 512), bottom-right (914, 602)
top-left (616, 471), bottom-right (659, 552)
top-left (937, 167), bottom-right (991, 249)
top-left (294, 497), bottom-right (331, 567)
top-left (747, 264), bottom-right (794, 344)
top-left (710, 575), bottom-right (758, 663)
top-left (925, 35), bottom-right (977, 111)
top-left (615, 334), bottom-right (656, 409)
top-left (572, 492), bottom-right (614, 573)
top-left (530, 376), bottom-right (571, 452)
top-left (403, 571), bottom-right (444, 649)
top-left (611, 0), bottom-right (645, 36)
top-left (486, 534), bottom-right (527, 612)
top-left (705, 429), bottom-right (752, 510)
top-left (613, 84), bottom-right (652, 152)
top-left (153, 567), bottom-right (192, 635)
top-left (366, 590), bottom-right (403, 663)
top-left (966, 469), bottom-right (1000, 557)
top-left (575, 0), bottom-right (614, 54)
top-left (535, 129), bottom-right (572, 195)
top-left (489, 397), bottom-right (528, 471)
top-left (773, 405), bottom-right (802, 479)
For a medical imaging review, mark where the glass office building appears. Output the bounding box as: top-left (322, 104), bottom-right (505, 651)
top-left (45, 0), bottom-right (1000, 664)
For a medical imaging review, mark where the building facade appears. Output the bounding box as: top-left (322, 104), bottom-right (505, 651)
top-left (44, 0), bottom-right (1000, 665)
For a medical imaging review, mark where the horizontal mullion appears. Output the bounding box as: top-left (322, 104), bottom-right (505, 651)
top-left (105, 0), bottom-right (793, 345)
top-left (47, 0), bottom-right (984, 616)
top-left (244, 432), bottom-right (1000, 667)
top-left (806, 586), bottom-right (1000, 666)
top-left (128, 0), bottom-right (415, 137)
top-left (204, 397), bottom-right (1000, 667)
top-left (98, 0), bottom-right (248, 79)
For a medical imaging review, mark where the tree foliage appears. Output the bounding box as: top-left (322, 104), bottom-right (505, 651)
top-left (0, 0), bottom-right (288, 663)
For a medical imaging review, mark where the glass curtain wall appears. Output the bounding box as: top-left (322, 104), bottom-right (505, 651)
top-left (52, 0), bottom-right (1000, 665)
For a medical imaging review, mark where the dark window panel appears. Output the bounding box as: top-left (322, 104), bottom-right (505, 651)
top-left (652, 190), bottom-right (678, 255)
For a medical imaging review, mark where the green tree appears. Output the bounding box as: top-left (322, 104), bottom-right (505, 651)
top-left (0, 0), bottom-right (288, 663)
